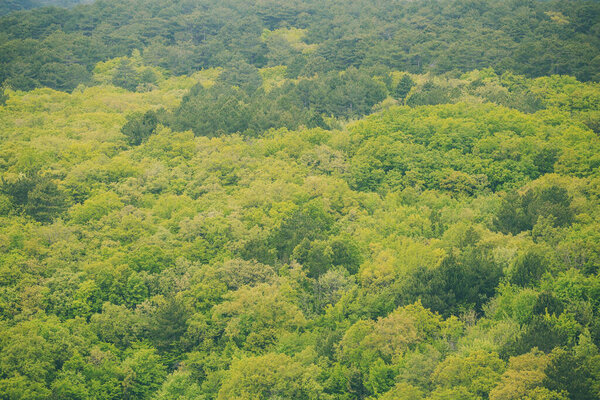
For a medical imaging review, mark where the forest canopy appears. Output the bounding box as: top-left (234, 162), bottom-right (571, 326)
top-left (1, 0), bottom-right (600, 399)
top-left (0, 0), bottom-right (599, 91)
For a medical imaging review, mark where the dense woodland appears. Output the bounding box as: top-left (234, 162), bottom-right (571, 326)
top-left (1, 0), bottom-right (600, 399)
top-left (1, 0), bottom-right (600, 91)
top-left (0, 0), bottom-right (91, 17)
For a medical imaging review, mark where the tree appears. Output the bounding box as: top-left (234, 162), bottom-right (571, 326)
top-left (1, 172), bottom-right (68, 222)
top-left (153, 370), bottom-right (203, 400)
top-left (122, 347), bottom-right (167, 400)
top-left (406, 81), bottom-right (455, 106)
top-left (292, 238), bottom-right (333, 278)
top-left (489, 349), bottom-right (550, 400)
top-left (494, 186), bottom-right (573, 235)
top-left (216, 258), bottom-right (276, 290)
top-left (271, 204), bottom-right (332, 263)
top-left (432, 350), bottom-right (505, 399)
top-left (393, 74), bottom-right (415, 100)
top-left (542, 347), bottom-right (598, 400)
top-left (0, 87), bottom-right (7, 106)
top-left (510, 249), bottom-right (548, 288)
top-left (112, 59), bottom-right (140, 91)
top-left (211, 280), bottom-right (306, 350)
top-left (146, 296), bottom-right (190, 355)
top-left (172, 83), bottom-right (250, 136)
top-left (121, 110), bottom-right (158, 146)
top-left (379, 382), bottom-right (424, 400)
top-left (217, 353), bottom-right (322, 400)
top-left (218, 60), bottom-right (263, 94)
top-left (401, 248), bottom-right (502, 317)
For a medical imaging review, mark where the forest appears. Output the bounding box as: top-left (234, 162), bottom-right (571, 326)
top-left (0, 0), bottom-right (91, 17)
top-left (0, 0), bottom-right (600, 399)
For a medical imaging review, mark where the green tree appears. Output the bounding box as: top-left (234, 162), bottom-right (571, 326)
top-left (217, 353), bottom-right (322, 400)
top-left (393, 74), bottom-right (415, 100)
top-left (1, 173), bottom-right (68, 222)
top-left (122, 347), bottom-right (167, 400)
top-left (510, 249), bottom-right (548, 288)
top-left (112, 59), bottom-right (140, 91)
top-left (494, 186), bottom-right (573, 235)
top-left (153, 370), bottom-right (203, 400)
top-left (432, 350), bottom-right (505, 399)
top-left (121, 110), bottom-right (158, 146)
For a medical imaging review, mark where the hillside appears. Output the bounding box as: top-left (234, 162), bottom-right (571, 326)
top-left (1, 1), bottom-right (600, 400)
top-left (0, 0), bottom-right (92, 17)
top-left (1, 0), bottom-right (599, 91)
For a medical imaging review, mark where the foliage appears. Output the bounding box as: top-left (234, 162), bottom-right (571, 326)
top-left (0, 1), bottom-right (600, 399)
top-left (1, 0), bottom-right (599, 92)
top-left (121, 111), bottom-right (159, 146)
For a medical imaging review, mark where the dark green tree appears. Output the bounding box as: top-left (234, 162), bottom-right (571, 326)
top-left (121, 110), bottom-right (158, 146)
top-left (112, 60), bottom-right (140, 92)
top-left (494, 186), bottom-right (573, 235)
top-left (217, 60), bottom-right (262, 94)
top-left (543, 348), bottom-right (597, 400)
top-left (510, 249), bottom-right (548, 287)
top-left (1, 172), bottom-right (68, 222)
top-left (393, 74), bottom-right (415, 100)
